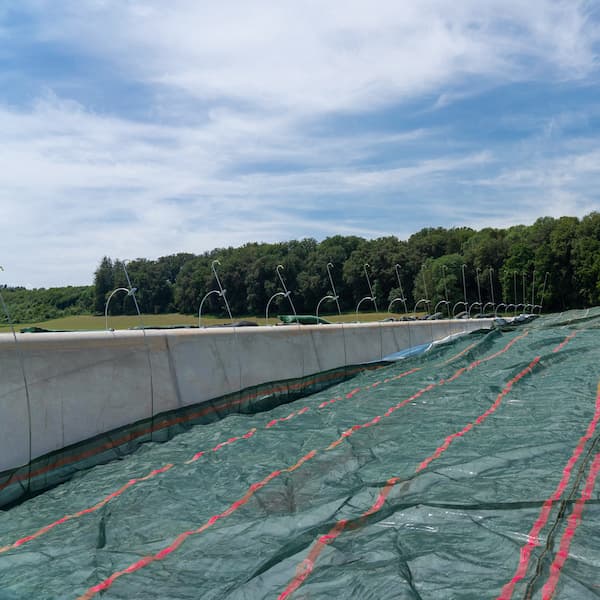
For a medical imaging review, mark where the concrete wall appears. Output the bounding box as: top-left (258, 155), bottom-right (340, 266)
top-left (0, 319), bottom-right (491, 503)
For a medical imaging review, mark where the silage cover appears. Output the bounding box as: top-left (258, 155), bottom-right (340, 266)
top-left (1, 309), bottom-right (599, 599)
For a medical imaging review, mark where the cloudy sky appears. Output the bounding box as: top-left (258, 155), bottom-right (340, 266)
top-left (1, 1), bottom-right (599, 287)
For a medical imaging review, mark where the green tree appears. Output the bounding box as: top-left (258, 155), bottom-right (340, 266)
top-left (93, 256), bottom-right (115, 314)
top-left (572, 212), bottom-right (600, 307)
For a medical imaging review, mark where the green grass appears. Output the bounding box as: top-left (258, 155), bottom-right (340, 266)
top-left (0, 310), bottom-right (424, 332)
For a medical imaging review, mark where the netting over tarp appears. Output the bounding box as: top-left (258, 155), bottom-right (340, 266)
top-left (1, 308), bottom-right (599, 600)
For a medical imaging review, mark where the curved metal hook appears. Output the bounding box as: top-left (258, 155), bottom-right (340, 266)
top-left (538, 271), bottom-right (549, 314)
top-left (413, 298), bottom-right (431, 319)
top-left (119, 260), bottom-right (145, 327)
top-left (434, 299), bottom-right (450, 318)
top-left (494, 303), bottom-right (507, 317)
top-left (441, 264), bottom-right (449, 303)
top-left (356, 295), bottom-right (376, 321)
top-left (453, 300), bottom-right (468, 318)
top-left (388, 297), bottom-right (408, 315)
top-left (468, 301), bottom-right (482, 318)
top-left (316, 294), bottom-right (338, 322)
top-left (121, 259), bottom-right (134, 291)
top-left (326, 262), bottom-right (342, 315)
top-left (393, 264), bottom-right (408, 314)
top-left (275, 265), bottom-right (297, 317)
top-left (475, 267), bottom-right (482, 305)
top-left (422, 269), bottom-right (430, 305)
top-left (362, 263), bottom-right (378, 312)
top-left (394, 264), bottom-right (403, 288)
top-left (276, 264), bottom-right (286, 289)
top-left (461, 264), bottom-right (468, 306)
top-left (105, 287), bottom-right (137, 330)
top-left (198, 289), bottom-right (223, 328)
top-left (265, 291), bottom-right (288, 325)
top-left (482, 301), bottom-right (495, 315)
top-left (211, 259), bottom-right (233, 322)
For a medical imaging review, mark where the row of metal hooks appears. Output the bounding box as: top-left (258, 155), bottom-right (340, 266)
top-left (196, 261), bottom-right (550, 327)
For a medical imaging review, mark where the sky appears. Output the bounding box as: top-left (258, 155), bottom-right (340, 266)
top-left (1, 1), bottom-right (600, 288)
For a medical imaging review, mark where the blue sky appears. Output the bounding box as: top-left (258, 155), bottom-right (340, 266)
top-left (1, 1), bottom-right (599, 287)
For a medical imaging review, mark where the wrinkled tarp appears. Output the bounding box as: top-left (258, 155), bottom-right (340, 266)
top-left (1, 308), bottom-right (599, 599)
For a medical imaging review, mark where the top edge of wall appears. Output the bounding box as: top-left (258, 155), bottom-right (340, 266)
top-left (0, 318), bottom-right (496, 347)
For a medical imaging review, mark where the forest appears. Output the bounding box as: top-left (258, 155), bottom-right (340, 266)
top-left (2, 212), bottom-right (600, 323)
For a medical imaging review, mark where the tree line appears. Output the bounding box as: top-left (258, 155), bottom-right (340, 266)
top-left (94, 212), bottom-right (600, 318)
top-left (0, 285), bottom-right (94, 324)
top-left (2, 212), bottom-right (599, 324)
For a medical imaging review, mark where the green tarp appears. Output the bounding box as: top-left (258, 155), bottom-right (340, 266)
top-left (278, 314), bottom-right (332, 324)
top-left (1, 308), bottom-right (599, 599)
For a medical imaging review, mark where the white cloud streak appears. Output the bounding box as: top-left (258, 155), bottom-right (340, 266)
top-left (0, 1), bottom-right (599, 286)
top-left (28, 1), bottom-right (599, 111)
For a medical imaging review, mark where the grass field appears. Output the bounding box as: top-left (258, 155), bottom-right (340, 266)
top-left (0, 311), bottom-right (415, 332)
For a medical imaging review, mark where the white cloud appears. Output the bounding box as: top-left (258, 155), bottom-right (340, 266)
top-left (0, 96), bottom-right (435, 286)
top-left (24, 0), bottom-right (600, 113)
top-left (1, 96), bottom-right (599, 287)
top-left (475, 149), bottom-right (600, 189)
top-left (1, 1), bottom-right (599, 287)
top-left (345, 152), bottom-right (492, 188)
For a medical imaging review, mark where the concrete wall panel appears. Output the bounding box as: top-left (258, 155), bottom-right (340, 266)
top-left (0, 318), bottom-right (495, 481)
top-left (302, 325), bottom-right (347, 374)
top-left (165, 328), bottom-right (241, 408)
top-left (0, 343), bottom-right (30, 472)
top-left (236, 326), bottom-right (307, 389)
top-left (342, 322), bottom-right (383, 364)
top-left (22, 333), bottom-right (153, 457)
top-left (407, 321), bottom-right (435, 347)
top-left (380, 322), bottom-right (412, 357)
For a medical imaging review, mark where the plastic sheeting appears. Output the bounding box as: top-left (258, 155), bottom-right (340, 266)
top-left (1, 308), bottom-right (599, 599)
